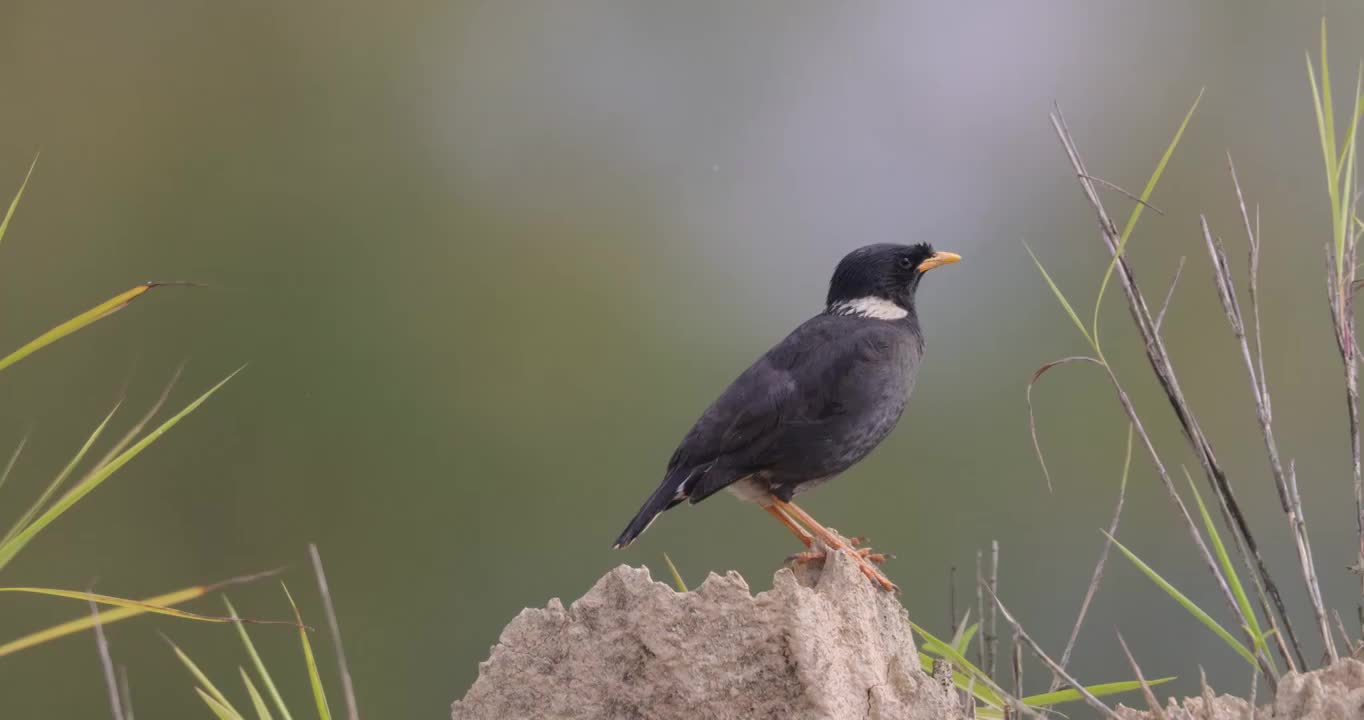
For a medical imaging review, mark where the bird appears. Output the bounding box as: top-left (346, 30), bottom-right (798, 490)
top-left (612, 243), bottom-right (961, 591)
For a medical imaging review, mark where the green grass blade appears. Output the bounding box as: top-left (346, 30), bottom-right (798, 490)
top-left (196, 688), bottom-right (245, 720)
top-left (1183, 469), bottom-right (1271, 672)
top-left (954, 622), bottom-right (978, 656)
top-left (282, 583), bottom-right (332, 720)
top-left (662, 553), bottom-right (688, 592)
top-left (1104, 531), bottom-right (1256, 665)
top-left (1322, 18), bottom-right (1337, 168)
top-left (0, 433), bottom-right (29, 497)
top-left (0, 154), bottom-right (38, 252)
top-left (168, 638), bottom-right (242, 716)
top-left (241, 667), bottom-right (274, 720)
top-left (226, 597), bottom-right (295, 720)
top-left (0, 284), bottom-right (166, 374)
top-left (910, 622), bottom-right (1004, 708)
top-left (0, 367), bottom-right (243, 571)
top-left (0, 402), bottom-right (119, 548)
top-left (1024, 242), bottom-right (1095, 351)
top-left (1020, 677), bottom-right (1175, 707)
top-left (1093, 89), bottom-right (1202, 339)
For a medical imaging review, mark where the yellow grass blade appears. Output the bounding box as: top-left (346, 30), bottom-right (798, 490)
top-left (0, 367), bottom-right (242, 570)
top-left (0, 282), bottom-right (198, 374)
top-left (168, 638), bottom-right (241, 715)
top-left (283, 583), bottom-right (332, 720)
top-left (195, 687), bottom-right (245, 720)
top-left (0, 569), bottom-right (280, 658)
top-left (226, 597), bottom-right (295, 720)
top-left (0, 154), bottom-right (38, 253)
top-left (0, 585), bottom-right (202, 657)
top-left (0, 402), bottom-right (120, 548)
top-left (662, 553), bottom-right (688, 592)
top-left (241, 667), bottom-right (274, 720)
top-left (0, 586), bottom-right (297, 626)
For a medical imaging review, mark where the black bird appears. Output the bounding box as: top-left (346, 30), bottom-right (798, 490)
top-left (612, 243), bottom-right (960, 591)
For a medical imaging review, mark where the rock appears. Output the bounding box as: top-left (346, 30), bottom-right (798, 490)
top-left (1115, 658), bottom-right (1364, 720)
top-left (450, 549), bottom-right (962, 720)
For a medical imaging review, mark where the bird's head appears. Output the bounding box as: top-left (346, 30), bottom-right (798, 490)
top-left (825, 243), bottom-right (961, 319)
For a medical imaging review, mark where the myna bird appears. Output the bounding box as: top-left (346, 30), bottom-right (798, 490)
top-left (613, 243), bottom-right (961, 591)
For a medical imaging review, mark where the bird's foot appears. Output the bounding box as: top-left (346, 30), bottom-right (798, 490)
top-left (785, 544), bottom-right (899, 593)
top-left (787, 547), bottom-right (891, 564)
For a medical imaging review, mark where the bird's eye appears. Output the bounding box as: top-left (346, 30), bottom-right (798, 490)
top-left (897, 256), bottom-right (914, 270)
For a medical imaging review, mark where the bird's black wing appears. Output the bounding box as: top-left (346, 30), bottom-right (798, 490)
top-left (613, 315), bottom-right (900, 548)
top-left (676, 315), bottom-right (899, 500)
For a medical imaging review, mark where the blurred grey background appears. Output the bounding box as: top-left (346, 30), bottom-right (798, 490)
top-left (2, 1), bottom-right (1363, 717)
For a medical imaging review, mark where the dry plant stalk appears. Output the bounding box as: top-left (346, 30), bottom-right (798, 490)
top-left (986, 586), bottom-right (1120, 719)
top-left (1116, 631), bottom-right (1168, 720)
top-left (1202, 155), bottom-right (1338, 662)
top-left (1050, 105), bottom-right (1305, 673)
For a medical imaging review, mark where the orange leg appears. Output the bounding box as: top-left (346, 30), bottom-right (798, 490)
top-left (770, 498), bottom-right (898, 593)
top-left (765, 505), bottom-right (814, 546)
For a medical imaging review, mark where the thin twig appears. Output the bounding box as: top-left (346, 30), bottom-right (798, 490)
top-left (986, 585), bottom-right (1120, 719)
top-left (309, 544), bottom-right (359, 720)
top-left (1116, 631), bottom-right (1167, 720)
top-left (1078, 174), bottom-right (1168, 215)
top-left (975, 549), bottom-right (986, 668)
top-left (1202, 208), bottom-right (1328, 664)
top-left (1052, 106), bottom-right (1306, 671)
top-left (988, 540), bottom-right (1000, 679)
top-left (1050, 424), bottom-right (1132, 692)
top-left (1153, 257), bottom-right (1185, 334)
top-left (1011, 627), bottom-right (1022, 701)
top-left (89, 594), bottom-right (125, 720)
top-left (1286, 460), bottom-right (1337, 660)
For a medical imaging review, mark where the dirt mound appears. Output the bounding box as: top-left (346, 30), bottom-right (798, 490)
top-left (450, 549), bottom-right (962, 720)
top-left (1116, 657), bottom-right (1364, 719)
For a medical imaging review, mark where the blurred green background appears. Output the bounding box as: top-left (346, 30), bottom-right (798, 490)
top-left (2, 1), bottom-right (1364, 716)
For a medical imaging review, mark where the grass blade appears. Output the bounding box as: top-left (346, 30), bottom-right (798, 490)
top-left (1093, 89), bottom-right (1203, 339)
top-left (196, 688), bottom-right (245, 720)
top-left (954, 622), bottom-right (979, 656)
top-left (0, 401), bottom-right (120, 548)
top-left (1024, 243), bottom-right (1094, 350)
top-left (226, 597), bottom-right (295, 720)
top-left (283, 583), bottom-right (332, 720)
top-left (0, 569), bottom-right (280, 658)
top-left (241, 668), bottom-right (274, 720)
top-left (662, 553), bottom-right (688, 592)
top-left (1103, 531), bottom-right (1256, 665)
top-left (0, 585), bottom-right (200, 657)
top-left (910, 621), bottom-right (1006, 708)
top-left (0, 284), bottom-right (180, 374)
top-left (0, 154), bottom-right (38, 252)
top-left (0, 432), bottom-right (30, 497)
top-left (1183, 468), bottom-right (1271, 672)
top-left (0, 367), bottom-right (243, 571)
top-left (0, 586), bottom-right (295, 626)
top-left (1020, 677), bottom-right (1174, 707)
top-left (168, 637), bottom-right (242, 716)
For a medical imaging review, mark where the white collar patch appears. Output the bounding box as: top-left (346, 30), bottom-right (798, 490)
top-left (829, 297), bottom-right (908, 320)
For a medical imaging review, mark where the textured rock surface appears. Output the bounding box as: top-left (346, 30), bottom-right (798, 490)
top-left (450, 550), bottom-right (962, 720)
top-left (1115, 658), bottom-right (1364, 719)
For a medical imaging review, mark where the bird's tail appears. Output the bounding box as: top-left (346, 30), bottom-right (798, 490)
top-left (612, 471), bottom-right (690, 549)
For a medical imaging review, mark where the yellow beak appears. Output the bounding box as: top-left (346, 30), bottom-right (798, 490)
top-left (917, 251), bottom-right (962, 272)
